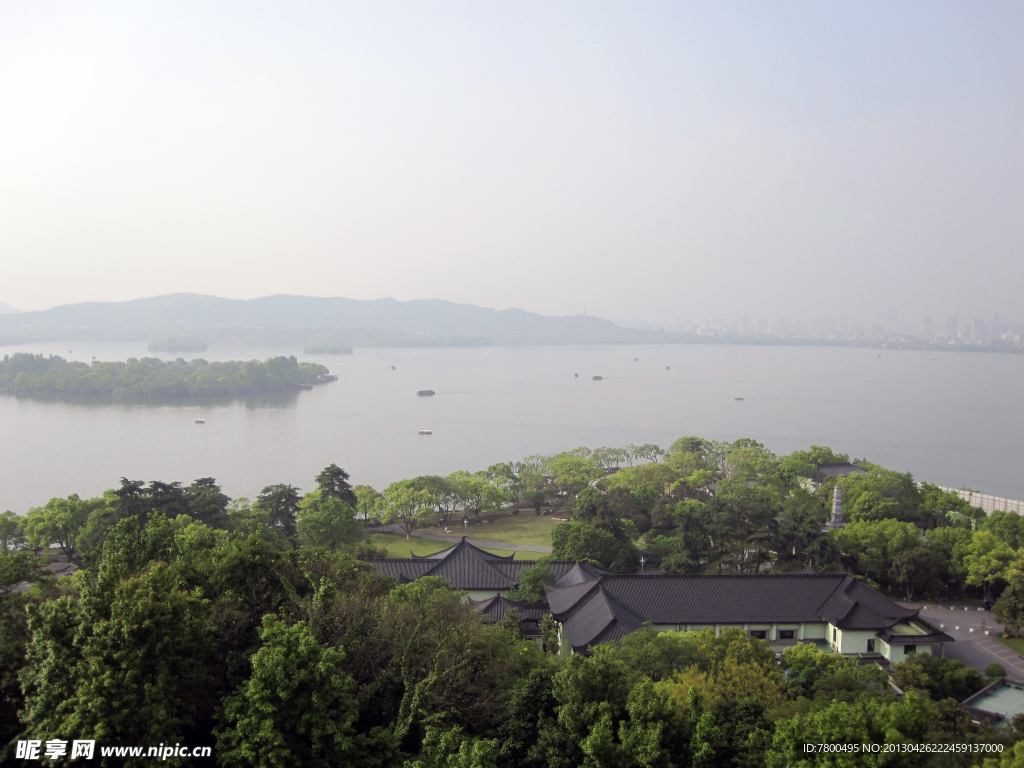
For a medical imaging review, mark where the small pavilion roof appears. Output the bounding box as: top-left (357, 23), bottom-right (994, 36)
top-left (366, 537), bottom-right (579, 590)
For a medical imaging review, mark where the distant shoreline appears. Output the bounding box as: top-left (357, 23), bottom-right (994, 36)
top-left (2, 334), bottom-right (1022, 355)
top-left (0, 293), bottom-right (1019, 354)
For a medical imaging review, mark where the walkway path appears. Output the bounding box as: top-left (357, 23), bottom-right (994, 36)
top-left (913, 603), bottom-right (1024, 677)
top-left (372, 524), bottom-right (553, 553)
top-left (973, 637), bottom-right (1024, 679)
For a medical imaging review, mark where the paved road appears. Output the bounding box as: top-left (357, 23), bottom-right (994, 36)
top-left (912, 603), bottom-right (1024, 677)
top-left (371, 525), bottom-right (553, 553)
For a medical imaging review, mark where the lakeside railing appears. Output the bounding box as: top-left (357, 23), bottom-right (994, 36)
top-left (936, 486), bottom-right (1024, 515)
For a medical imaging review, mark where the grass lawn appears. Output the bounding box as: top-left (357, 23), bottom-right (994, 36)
top-left (453, 511), bottom-right (563, 547)
top-left (366, 532), bottom-right (529, 560)
top-left (995, 636), bottom-right (1024, 657)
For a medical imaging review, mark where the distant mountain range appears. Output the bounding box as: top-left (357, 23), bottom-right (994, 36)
top-left (6, 293), bottom-right (1007, 354)
top-left (0, 293), bottom-right (674, 347)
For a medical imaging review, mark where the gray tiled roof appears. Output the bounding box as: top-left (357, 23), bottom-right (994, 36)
top-left (367, 541), bottom-right (929, 655)
top-left (557, 585), bottom-right (643, 651)
top-left (368, 538), bottom-right (520, 589)
top-left (368, 559), bottom-right (433, 582)
top-left (545, 572), bottom-right (923, 652)
top-left (467, 595), bottom-right (547, 622)
top-left (546, 579), bottom-right (605, 615)
top-left (589, 621), bottom-right (636, 647)
top-left (875, 627), bottom-right (955, 645)
top-left (817, 577), bottom-right (917, 629)
top-left (559, 574), bottom-right (845, 624)
top-left (364, 537), bottom-right (578, 590)
top-left (411, 540), bottom-right (516, 561)
top-left (554, 561), bottom-right (608, 586)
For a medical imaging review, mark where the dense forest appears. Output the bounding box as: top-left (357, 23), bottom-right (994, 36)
top-left (0, 353), bottom-right (329, 400)
top-left (4, 442), bottom-right (1024, 766)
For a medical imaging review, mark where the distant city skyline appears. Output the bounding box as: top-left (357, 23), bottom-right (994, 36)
top-left (618, 308), bottom-right (1022, 343)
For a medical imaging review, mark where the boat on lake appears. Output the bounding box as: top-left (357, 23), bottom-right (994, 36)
top-left (417, 389), bottom-right (435, 396)
top-left (195, 419), bottom-right (206, 424)
top-left (419, 429), bottom-right (433, 435)
top-left (734, 397), bottom-right (744, 401)
top-left (592, 375), bottom-right (603, 381)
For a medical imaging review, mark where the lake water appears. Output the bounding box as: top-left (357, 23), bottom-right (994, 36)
top-left (1, 341), bottom-right (1022, 513)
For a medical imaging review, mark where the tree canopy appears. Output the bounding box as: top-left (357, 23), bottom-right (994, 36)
top-left (0, 440), bottom-right (1018, 766)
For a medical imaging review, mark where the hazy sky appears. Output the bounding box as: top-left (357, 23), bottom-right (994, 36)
top-left (1, 2), bottom-right (1021, 323)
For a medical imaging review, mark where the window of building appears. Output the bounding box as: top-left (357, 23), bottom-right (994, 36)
top-left (778, 630), bottom-right (795, 640)
top-left (904, 644), bottom-right (916, 655)
top-left (832, 628), bottom-right (837, 643)
top-left (866, 639), bottom-right (875, 653)
top-left (749, 630), bottom-right (767, 640)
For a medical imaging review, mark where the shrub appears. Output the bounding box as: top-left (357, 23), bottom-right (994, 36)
top-left (986, 663), bottom-right (1007, 678)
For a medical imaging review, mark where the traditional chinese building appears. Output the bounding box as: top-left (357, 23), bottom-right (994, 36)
top-left (365, 537), bottom-right (953, 663)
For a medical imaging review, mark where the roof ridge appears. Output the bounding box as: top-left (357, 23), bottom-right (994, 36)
top-left (420, 540), bottom-right (518, 586)
top-left (547, 580), bottom-right (604, 620)
top-left (815, 574), bottom-right (856, 615)
top-left (568, 586), bottom-right (618, 648)
top-left (834, 593), bottom-right (857, 621)
top-left (547, 576), bottom-right (606, 593)
top-left (409, 537), bottom-right (464, 559)
top-left (845, 601), bottom-right (885, 622)
top-left (601, 572), bottom-right (847, 579)
top-left (843, 577), bottom-right (919, 619)
top-left (599, 585), bottom-right (643, 626)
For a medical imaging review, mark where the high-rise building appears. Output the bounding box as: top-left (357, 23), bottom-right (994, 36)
top-left (993, 313), bottom-right (1006, 338)
top-left (946, 315), bottom-right (958, 338)
top-left (921, 316), bottom-right (933, 339)
top-left (972, 317), bottom-right (988, 340)
top-left (876, 306), bottom-right (897, 336)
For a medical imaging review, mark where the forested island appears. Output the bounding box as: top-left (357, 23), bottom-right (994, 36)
top-left (0, 353), bottom-right (329, 400)
top-left (4, 441), bottom-right (1024, 765)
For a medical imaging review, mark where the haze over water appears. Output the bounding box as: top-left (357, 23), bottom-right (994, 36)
top-left (1, 342), bottom-right (1021, 513)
